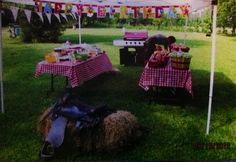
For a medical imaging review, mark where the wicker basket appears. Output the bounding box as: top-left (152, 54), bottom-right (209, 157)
top-left (171, 57), bottom-right (191, 70)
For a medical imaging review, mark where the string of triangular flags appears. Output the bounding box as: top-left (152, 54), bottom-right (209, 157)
top-left (5, 1), bottom-right (190, 24)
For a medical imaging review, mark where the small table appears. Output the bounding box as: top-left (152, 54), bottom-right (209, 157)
top-left (139, 61), bottom-right (193, 96)
top-left (35, 53), bottom-right (113, 90)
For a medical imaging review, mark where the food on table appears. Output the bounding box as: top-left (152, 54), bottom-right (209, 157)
top-left (45, 52), bottom-right (59, 63)
top-left (148, 46), bottom-right (169, 68)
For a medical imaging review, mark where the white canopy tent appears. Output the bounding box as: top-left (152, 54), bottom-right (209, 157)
top-left (0, 0), bottom-right (216, 135)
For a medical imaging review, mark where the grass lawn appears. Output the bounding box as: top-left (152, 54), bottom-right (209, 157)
top-left (0, 27), bottom-right (236, 161)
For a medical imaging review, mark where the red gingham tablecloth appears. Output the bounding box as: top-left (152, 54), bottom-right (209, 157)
top-left (139, 62), bottom-right (193, 95)
top-left (35, 53), bottom-right (113, 88)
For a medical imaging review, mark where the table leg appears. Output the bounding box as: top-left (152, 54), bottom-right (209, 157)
top-left (65, 77), bottom-right (69, 87)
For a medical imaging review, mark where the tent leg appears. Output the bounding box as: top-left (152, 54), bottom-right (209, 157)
top-left (78, 15), bottom-right (81, 44)
top-left (0, 5), bottom-right (4, 113)
top-left (206, 4), bottom-right (217, 135)
top-left (184, 16), bottom-right (188, 45)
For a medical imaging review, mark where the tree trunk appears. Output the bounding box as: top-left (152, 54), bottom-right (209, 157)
top-left (232, 24), bottom-right (236, 36)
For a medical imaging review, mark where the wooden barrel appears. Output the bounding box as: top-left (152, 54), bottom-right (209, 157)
top-left (171, 57), bottom-right (191, 70)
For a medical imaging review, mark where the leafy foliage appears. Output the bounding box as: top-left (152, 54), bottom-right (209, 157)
top-left (217, 0), bottom-right (236, 36)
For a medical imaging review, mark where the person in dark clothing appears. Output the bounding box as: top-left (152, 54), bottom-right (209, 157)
top-left (143, 34), bottom-right (176, 61)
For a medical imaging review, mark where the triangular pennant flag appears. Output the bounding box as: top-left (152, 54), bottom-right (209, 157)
top-left (72, 6), bottom-right (78, 19)
top-left (10, 6), bottom-right (19, 22)
top-left (155, 7), bottom-right (163, 18)
top-left (72, 12), bottom-right (77, 20)
top-left (143, 7), bottom-right (147, 19)
top-left (69, 13), bottom-right (75, 20)
top-left (147, 7), bottom-right (153, 18)
top-left (60, 13), bottom-right (68, 22)
top-left (46, 13), bottom-right (52, 24)
top-left (44, 2), bottom-right (52, 13)
top-left (180, 5), bottom-right (189, 17)
top-left (167, 6), bottom-right (176, 19)
top-left (76, 4), bottom-right (83, 16)
top-left (54, 13), bottom-right (61, 23)
top-left (87, 6), bottom-right (94, 17)
top-left (109, 6), bottom-right (115, 18)
top-left (36, 12), bottom-right (44, 22)
top-left (24, 9), bottom-right (31, 23)
top-left (97, 6), bottom-right (106, 18)
top-left (120, 6), bottom-right (127, 19)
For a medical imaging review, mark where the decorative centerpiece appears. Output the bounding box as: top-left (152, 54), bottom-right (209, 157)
top-left (169, 51), bottom-right (192, 70)
top-left (148, 44), bottom-right (169, 68)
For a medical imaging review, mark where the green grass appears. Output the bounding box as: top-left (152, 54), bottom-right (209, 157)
top-left (1, 28), bottom-right (236, 161)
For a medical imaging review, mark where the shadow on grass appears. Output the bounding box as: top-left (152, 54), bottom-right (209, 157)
top-left (191, 69), bottom-right (236, 109)
top-left (2, 65), bottom-right (236, 161)
top-left (54, 66), bottom-right (236, 112)
top-left (59, 34), bottom-right (122, 44)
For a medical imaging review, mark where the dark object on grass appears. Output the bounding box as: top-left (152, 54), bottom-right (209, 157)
top-left (206, 33), bottom-right (211, 37)
top-left (37, 93), bottom-right (143, 160)
top-left (144, 34), bottom-right (176, 60)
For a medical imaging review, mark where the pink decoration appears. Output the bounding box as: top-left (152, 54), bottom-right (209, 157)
top-left (97, 6), bottom-right (106, 18)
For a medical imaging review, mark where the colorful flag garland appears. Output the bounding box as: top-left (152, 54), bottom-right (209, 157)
top-left (6, 1), bottom-right (189, 25)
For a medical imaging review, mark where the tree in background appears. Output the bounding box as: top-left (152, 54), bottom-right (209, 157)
top-left (218, 0), bottom-right (236, 36)
top-left (2, 3), bottom-right (68, 42)
top-left (18, 11), bottom-right (67, 43)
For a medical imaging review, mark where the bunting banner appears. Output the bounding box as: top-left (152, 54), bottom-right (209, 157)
top-left (71, 12), bottom-right (77, 20)
top-left (36, 11), bottom-right (44, 22)
top-left (97, 6), bottom-right (106, 18)
top-left (180, 5), bottom-right (189, 17)
top-left (46, 13), bottom-right (52, 24)
top-left (120, 6), bottom-right (127, 19)
top-left (167, 6), bottom-right (176, 19)
top-left (147, 7), bottom-right (153, 18)
top-left (5, 2), bottom-right (189, 25)
top-left (65, 3), bottom-right (72, 15)
top-left (71, 6), bottom-right (78, 20)
top-left (34, 0), bottom-right (43, 12)
top-left (87, 6), bottom-right (94, 17)
top-left (109, 6), bottom-right (115, 18)
top-left (54, 13), bottom-right (61, 22)
top-left (155, 7), bottom-right (163, 18)
top-left (143, 7), bottom-right (147, 19)
top-left (60, 13), bottom-right (68, 21)
top-left (10, 6), bottom-right (19, 22)
top-left (133, 7), bottom-right (140, 18)
top-left (44, 2), bottom-right (52, 13)
top-left (24, 9), bottom-right (32, 23)
top-left (76, 4), bottom-right (83, 16)
top-left (54, 3), bottom-right (62, 13)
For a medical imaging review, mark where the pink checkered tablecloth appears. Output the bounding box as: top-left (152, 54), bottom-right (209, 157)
top-left (139, 61), bottom-right (193, 95)
top-left (35, 53), bottom-right (113, 88)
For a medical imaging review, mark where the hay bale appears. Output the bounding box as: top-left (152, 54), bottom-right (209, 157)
top-left (37, 109), bottom-right (143, 151)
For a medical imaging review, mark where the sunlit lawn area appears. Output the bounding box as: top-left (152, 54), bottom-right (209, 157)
top-left (0, 27), bottom-right (236, 161)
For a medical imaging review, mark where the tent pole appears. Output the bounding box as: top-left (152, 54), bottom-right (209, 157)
top-left (184, 16), bottom-right (188, 45)
top-left (0, 0), bottom-right (4, 113)
top-left (206, 3), bottom-right (217, 135)
top-left (78, 15), bottom-right (81, 44)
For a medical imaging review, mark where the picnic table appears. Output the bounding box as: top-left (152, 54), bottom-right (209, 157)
top-left (35, 53), bottom-right (113, 91)
top-left (139, 60), bottom-right (193, 96)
